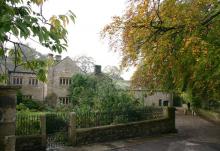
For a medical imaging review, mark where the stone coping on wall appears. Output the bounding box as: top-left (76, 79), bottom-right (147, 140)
top-left (76, 117), bottom-right (168, 132)
top-left (0, 85), bottom-right (21, 90)
top-left (16, 134), bottom-right (42, 138)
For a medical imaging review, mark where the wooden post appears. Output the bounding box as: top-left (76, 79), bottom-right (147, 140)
top-left (68, 112), bottom-right (76, 146)
top-left (40, 114), bottom-right (46, 149)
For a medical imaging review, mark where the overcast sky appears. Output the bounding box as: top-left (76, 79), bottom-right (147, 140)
top-left (29, 0), bottom-right (135, 80)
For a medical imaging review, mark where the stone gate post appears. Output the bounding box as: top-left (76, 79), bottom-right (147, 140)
top-left (40, 114), bottom-right (47, 148)
top-left (0, 86), bottom-right (20, 151)
top-left (68, 112), bottom-right (76, 145)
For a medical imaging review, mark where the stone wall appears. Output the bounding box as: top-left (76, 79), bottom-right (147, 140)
top-left (197, 109), bottom-right (220, 124)
top-left (75, 107), bottom-right (176, 145)
top-left (15, 135), bottom-right (46, 151)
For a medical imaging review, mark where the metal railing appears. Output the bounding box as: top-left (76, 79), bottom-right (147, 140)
top-left (76, 107), bottom-right (164, 128)
top-left (16, 113), bottom-right (41, 135)
top-left (16, 107), bottom-right (165, 134)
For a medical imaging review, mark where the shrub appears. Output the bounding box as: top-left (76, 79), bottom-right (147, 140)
top-left (16, 103), bottom-right (29, 111)
top-left (16, 99), bottom-right (47, 112)
top-left (16, 91), bottom-right (23, 105)
top-left (70, 73), bottom-right (139, 113)
top-left (46, 113), bottom-right (69, 134)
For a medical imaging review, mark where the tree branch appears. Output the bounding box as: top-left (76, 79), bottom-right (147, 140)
top-left (201, 10), bottom-right (220, 25)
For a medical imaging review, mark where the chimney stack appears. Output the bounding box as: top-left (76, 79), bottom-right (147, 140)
top-left (94, 65), bottom-right (101, 74)
top-left (55, 55), bottom-right (61, 62)
top-left (47, 53), bottom-right (53, 60)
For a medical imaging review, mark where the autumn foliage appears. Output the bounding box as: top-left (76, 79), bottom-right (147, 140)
top-left (102, 0), bottom-right (220, 104)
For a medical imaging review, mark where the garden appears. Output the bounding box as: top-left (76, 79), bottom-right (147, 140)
top-left (15, 73), bottom-right (164, 136)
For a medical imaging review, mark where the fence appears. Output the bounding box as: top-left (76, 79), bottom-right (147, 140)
top-left (16, 113), bottom-right (41, 135)
top-left (75, 107), bottom-right (176, 145)
top-left (76, 107), bottom-right (164, 128)
top-left (15, 113), bottom-right (45, 151)
top-left (46, 112), bottom-right (69, 149)
top-left (46, 112), bottom-right (69, 134)
top-left (16, 108), bottom-right (164, 135)
top-left (15, 107), bottom-right (174, 148)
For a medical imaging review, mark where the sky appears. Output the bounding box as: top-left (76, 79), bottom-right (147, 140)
top-left (29, 0), bottom-right (135, 80)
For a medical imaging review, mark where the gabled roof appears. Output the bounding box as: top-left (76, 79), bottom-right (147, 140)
top-left (52, 56), bottom-right (83, 72)
top-left (52, 56), bottom-right (72, 67)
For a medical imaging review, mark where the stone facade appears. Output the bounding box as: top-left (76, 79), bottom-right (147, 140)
top-left (130, 90), bottom-right (173, 107)
top-left (3, 56), bottom-right (82, 105)
top-left (47, 57), bottom-right (82, 105)
top-left (9, 72), bottom-right (47, 102)
top-left (144, 91), bottom-right (173, 106)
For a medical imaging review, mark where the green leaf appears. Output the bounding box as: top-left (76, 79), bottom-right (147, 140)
top-left (68, 10), bottom-right (76, 23)
top-left (11, 26), bottom-right (19, 36)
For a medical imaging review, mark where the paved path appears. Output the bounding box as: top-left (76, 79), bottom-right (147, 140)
top-left (58, 109), bottom-right (220, 151)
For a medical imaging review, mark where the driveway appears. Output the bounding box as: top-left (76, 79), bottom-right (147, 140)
top-left (58, 109), bottom-right (220, 151)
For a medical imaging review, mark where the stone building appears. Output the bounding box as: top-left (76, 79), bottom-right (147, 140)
top-left (130, 90), bottom-right (173, 107)
top-left (9, 71), bottom-right (47, 102)
top-left (1, 54), bottom-right (82, 106)
top-left (115, 80), bottom-right (173, 107)
top-left (46, 55), bottom-right (82, 106)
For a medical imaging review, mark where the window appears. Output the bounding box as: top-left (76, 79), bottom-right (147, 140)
top-left (59, 97), bottom-right (70, 105)
top-left (12, 77), bottom-right (23, 85)
top-left (59, 77), bottom-right (71, 85)
top-left (163, 100), bottom-right (169, 106)
top-left (159, 99), bottom-right (162, 106)
top-left (29, 78), bottom-right (38, 86)
top-left (22, 95), bottom-right (32, 100)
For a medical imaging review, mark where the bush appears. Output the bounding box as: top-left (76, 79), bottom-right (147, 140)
top-left (16, 91), bottom-right (23, 105)
top-left (46, 113), bottom-right (69, 134)
top-left (16, 103), bottom-right (29, 111)
top-left (16, 91), bottom-right (47, 111)
top-left (70, 74), bottom-right (139, 113)
top-left (16, 99), bottom-right (47, 112)
top-left (22, 99), bottom-right (39, 109)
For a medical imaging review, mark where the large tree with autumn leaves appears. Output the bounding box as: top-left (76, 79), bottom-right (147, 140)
top-left (0, 0), bottom-right (75, 82)
top-left (102, 0), bottom-right (220, 106)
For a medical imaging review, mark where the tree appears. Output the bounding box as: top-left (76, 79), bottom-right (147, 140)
top-left (102, 0), bottom-right (220, 106)
top-left (103, 65), bottom-right (123, 80)
top-left (73, 55), bottom-right (95, 73)
top-left (0, 0), bottom-right (75, 81)
top-left (69, 74), bottom-right (97, 106)
top-left (69, 73), bottom-right (137, 112)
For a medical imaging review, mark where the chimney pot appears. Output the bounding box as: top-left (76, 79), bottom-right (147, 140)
top-left (55, 55), bottom-right (61, 62)
top-left (47, 53), bottom-right (53, 60)
top-left (94, 65), bottom-right (101, 74)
